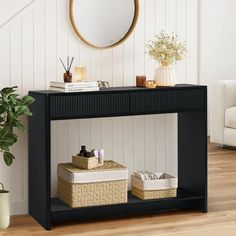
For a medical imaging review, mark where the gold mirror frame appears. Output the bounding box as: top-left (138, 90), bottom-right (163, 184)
top-left (69, 0), bottom-right (139, 49)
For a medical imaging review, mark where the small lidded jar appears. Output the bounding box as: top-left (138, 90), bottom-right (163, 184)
top-left (79, 145), bottom-right (87, 157)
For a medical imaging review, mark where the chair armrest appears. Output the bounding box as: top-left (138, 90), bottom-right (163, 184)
top-left (210, 80), bottom-right (236, 144)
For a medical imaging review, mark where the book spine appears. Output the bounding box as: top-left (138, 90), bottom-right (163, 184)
top-left (50, 86), bottom-right (99, 93)
top-left (50, 82), bottom-right (98, 88)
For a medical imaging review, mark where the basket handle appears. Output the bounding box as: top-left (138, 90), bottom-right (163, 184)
top-left (0, 183), bottom-right (4, 191)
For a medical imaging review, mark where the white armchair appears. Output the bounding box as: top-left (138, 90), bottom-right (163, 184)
top-left (210, 80), bottom-right (236, 146)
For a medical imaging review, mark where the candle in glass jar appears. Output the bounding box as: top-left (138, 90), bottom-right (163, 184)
top-left (136, 76), bottom-right (146, 87)
top-left (73, 66), bottom-right (87, 81)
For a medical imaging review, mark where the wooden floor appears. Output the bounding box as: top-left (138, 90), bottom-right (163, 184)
top-left (1, 142), bottom-right (236, 236)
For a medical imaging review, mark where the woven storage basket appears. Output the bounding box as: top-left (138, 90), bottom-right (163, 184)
top-left (131, 173), bottom-right (177, 200)
top-left (57, 161), bottom-right (128, 208)
top-left (132, 187), bottom-right (176, 200)
top-left (72, 155), bottom-right (103, 170)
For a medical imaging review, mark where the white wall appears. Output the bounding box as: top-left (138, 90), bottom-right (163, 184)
top-left (0, 0), bottom-right (199, 215)
top-left (0, 0), bottom-right (33, 27)
top-left (200, 0), bottom-right (236, 133)
top-left (200, 0), bottom-right (236, 85)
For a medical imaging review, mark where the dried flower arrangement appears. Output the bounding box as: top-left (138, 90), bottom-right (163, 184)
top-left (147, 31), bottom-right (187, 66)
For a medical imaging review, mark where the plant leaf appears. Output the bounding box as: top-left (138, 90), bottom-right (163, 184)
top-left (0, 105), bottom-right (5, 114)
top-left (1, 86), bottom-right (18, 96)
top-left (20, 106), bottom-right (32, 116)
top-left (3, 152), bottom-right (15, 166)
top-left (9, 94), bottom-right (20, 105)
top-left (0, 133), bottom-right (17, 146)
top-left (0, 145), bottom-right (9, 151)
top-left (15, 121), bottom-right (25, 132)
top-left (0, 126), bottom-right (12, 139)
top-left (23, 111), bottom-right (32, 116)
top-left (21, 96), bottom-right (35, 106)
top-left (16, 105), bottom-right (28, 116)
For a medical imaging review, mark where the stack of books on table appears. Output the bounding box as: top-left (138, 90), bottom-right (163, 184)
top-left (50, 81), bottom-right (99, 93)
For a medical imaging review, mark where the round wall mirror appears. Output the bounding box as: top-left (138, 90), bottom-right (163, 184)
top-left (70, 0), bottom-right (139, 49)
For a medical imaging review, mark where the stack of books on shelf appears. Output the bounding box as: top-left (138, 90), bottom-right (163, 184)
top-left (50, 81), bottom-right (99, 93)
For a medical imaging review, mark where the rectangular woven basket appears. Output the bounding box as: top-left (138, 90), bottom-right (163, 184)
top-left (57, 161), bottom-right (128, 208)
top-left (131, 173), bottom-right (177, 200)
top-left (72, 155), bottom-right (103, 170)
top-left (58, 177), bottom-right (127, 208)
top-left (132, 187), bottom-right (176, 200)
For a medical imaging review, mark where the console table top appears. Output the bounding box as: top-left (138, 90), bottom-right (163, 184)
top-left (30, 84), bottom-right (206, 95)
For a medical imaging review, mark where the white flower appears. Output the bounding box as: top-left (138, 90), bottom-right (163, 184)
top-left (147, 31), bottom-right (187, 66)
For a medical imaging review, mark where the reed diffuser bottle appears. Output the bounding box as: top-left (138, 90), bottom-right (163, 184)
top-left (59, 56), bottom-right (74, 83)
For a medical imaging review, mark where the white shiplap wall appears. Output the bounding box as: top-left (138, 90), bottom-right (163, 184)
top-left (0, 0), bottom-right (199, 215)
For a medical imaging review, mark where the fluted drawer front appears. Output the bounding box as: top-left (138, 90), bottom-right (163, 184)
top-left (50, 92), bottom-right (130, 119)
top-left (131, 88), bottom-right (206, 114)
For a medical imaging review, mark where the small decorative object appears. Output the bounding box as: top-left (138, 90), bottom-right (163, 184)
top-left (79, 145), bottom-right (88, 157)
top-left (136, 76), bottom-right (146, 87)
top-left (64, 72), bottom-right (72, 83)
top-left (73, 148), bottom-right (105, 169)
top-left (97, 80), bottom-right (110, 88)
top-left (73, 66), bottom-right (87, 81)
top-left (59, 56), bottom-right (74, 83)
top-left (145, 80), bottom-right (156, 89)
top-left (131, 170), bottom-right (177, 200)
top-left (57, 161), bottom-right (128, 207)
top-left (91, 149), bottom-right (104, 164)
top-left (147, 31), bottom-right (187, 87)
top-left (0, 183), bottom-right (9, 229)
top-left (0, 86), bottom-right (34, 229)
top-left (86, 152), bottom-right (92, 157)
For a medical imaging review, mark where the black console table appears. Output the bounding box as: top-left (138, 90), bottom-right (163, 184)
top-left (29, 85), bottom-right (207, 230)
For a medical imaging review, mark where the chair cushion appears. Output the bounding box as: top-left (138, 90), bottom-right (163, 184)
top-left (225, 107), bottom-right (236, 128)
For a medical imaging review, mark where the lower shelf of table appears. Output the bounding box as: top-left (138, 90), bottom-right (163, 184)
top-left (51, 188), bottom-right (206, 223)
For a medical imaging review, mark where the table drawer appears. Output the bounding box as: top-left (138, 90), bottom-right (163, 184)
top-left (130, 88), bottom-right (206, 114)
top-left (50, 92), bottom-right (130, 119)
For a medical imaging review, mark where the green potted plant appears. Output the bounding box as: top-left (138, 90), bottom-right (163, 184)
top-left (0, 86), bottom-right (34, 229)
